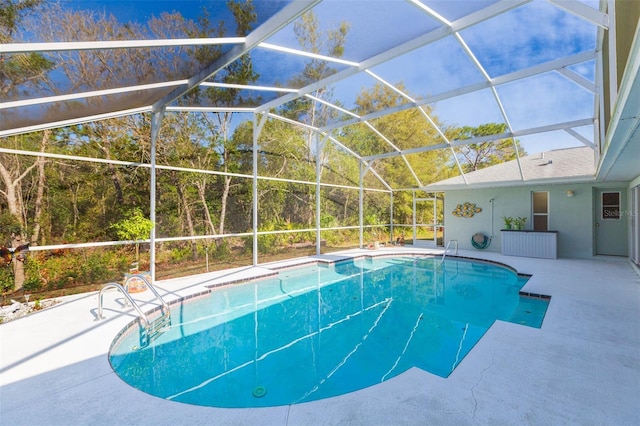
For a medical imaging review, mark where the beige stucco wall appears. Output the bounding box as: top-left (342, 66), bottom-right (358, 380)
top-left (442, 182), bottom-right (629, 259)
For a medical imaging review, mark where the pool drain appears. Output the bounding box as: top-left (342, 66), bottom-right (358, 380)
top-left (252, 386), bottom-right (267, 398)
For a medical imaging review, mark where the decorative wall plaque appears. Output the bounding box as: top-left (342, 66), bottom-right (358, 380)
top-left (452, 202), bottom-right (482, 218)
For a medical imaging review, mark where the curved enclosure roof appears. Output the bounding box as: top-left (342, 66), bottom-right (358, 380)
top-left (1, 0), bottom-right (606, 190)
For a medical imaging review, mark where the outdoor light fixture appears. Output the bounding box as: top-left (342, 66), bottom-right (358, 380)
top-left (566, 190), bottom-right (575, 197)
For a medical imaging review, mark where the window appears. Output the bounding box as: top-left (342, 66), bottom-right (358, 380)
top-left (532, 191), bottom-right (548, 231)
top-left (602, 191), bottom-right (621, 220)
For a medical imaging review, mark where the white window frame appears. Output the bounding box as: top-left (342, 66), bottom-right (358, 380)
top-left (601, 191), bottom-right (621, 220)
top-left (532, 191), bottom-right (549, 231)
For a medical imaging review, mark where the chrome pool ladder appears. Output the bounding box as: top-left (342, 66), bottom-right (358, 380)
top-left (441, 239), bottom-right (458, 262)
top-left (97, 274), bottom-right (171, 347)
top-left (140, 311), bottom-right (171, 348)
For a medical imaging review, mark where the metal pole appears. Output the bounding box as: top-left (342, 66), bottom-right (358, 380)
top-left (315, 133), bottom-right (323, 255)
top-left (412, 190), bottom-right (417, 245)
top-left (433, 193), bottom-right (437, 245)
top-left (149, 110), bottom-right (164, 282)
top-left (253, 114), bottom-right (259, 266)
top-left (390, 191), bottom-right (394, 244)
top-left (359, 161), bottom-right (364, 248)
top-left (252, 114), bottom-right (268, 266)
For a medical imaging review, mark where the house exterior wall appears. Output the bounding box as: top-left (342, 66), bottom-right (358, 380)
top-left (629, 175), bottom-right (640, 266)
top-left (442, 182), bottom-right (629, 259)
top-left (603, 1), bottom-right (640, 135)
top-left (615, 0), bottom-right (640, 89)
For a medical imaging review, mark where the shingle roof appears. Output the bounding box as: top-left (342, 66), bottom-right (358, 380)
top-left (425, 146), bottom-right (596, 190)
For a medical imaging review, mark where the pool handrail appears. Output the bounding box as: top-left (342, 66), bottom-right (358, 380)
top-left (97, 282), bottom-right (150, 328)
top-left (442, 239), bottom-right (458, 262)
top-left (123, 273), bottom-right (170, 315)
top-left (97, 274), bottom-right (169, 327)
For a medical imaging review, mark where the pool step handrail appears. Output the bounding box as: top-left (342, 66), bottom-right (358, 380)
top-left (442, 239), bottom-right (458, 262)
top-left (97, 275), bottom-right (172, 347)
top-left (123, 273), bottom-right (170, 314)
top-left (97, 282), bottom-right (150, 328)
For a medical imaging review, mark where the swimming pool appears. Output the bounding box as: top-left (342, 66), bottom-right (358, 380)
top-left (109, 255), bottom-right (548, 408)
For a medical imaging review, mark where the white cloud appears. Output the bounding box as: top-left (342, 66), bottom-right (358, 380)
top-left (496, 71), bottom-right (594, 131)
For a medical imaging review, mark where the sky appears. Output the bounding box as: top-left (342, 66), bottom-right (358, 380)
top-left (14, 0), bottom-right (603, 155)
top-left (258, 0), bottom-right (599, 154)
top-left (63, 0), bottom-right (290, 33)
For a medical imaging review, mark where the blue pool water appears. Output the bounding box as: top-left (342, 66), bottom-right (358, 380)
top-left (109, 256), bottom-right (548, 408)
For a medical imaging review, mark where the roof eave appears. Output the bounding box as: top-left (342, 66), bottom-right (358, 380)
top-left (424, 175), bottom-right (597, 191)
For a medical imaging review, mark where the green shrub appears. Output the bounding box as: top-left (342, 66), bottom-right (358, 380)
top-left (215, 240), bottom-right (231, 260)
top-left (169, 245), bottom-right (193, 263)
top-left (0, 212), bottom-right (22, 243)
top-left (21, 248), bottom-right (131, 294)
top-left (22, 272), bottom-right (42, 292)
top-left (241, 235), bottom-right (252, 254)
top-left (0, 267), bottom-right (14, 294)
top-left (23, 260), bottom-right (43, 292)
top-left (258, 233), bottom-right (277, 253)
top-left (323, 230), bottom-right (345, 247)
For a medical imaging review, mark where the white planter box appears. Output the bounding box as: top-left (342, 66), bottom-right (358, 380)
top-left (501, 230), bottom-right (558, 259)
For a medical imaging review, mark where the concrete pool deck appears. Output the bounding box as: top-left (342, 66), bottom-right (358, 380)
top-left (1, 248), bottom-right (639, 425)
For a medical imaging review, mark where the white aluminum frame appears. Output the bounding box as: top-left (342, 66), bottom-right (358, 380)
top-left (0, 0), bottom-right (613, 281)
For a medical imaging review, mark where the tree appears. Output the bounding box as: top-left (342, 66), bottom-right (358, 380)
top-left (345, 82), bottom-right (452, 188)
top-left (0, 0), bottom-right (53, 99)
top-left (0, 130), bottom-right (53, 290)
top-left (111, 208), bottom-right (153, 263)
top-left (253, 119), bottom-right (311, 227)
top-left (0, 0), bottom-right (54, 291)
top-left (284, 11), bottom-right (350, 152)
top-left (145, 1), bottom-right (259, 243)
top-left (451, 123), bottom-right (526, 173)
top-left (253, 11), bottom-right (350, 228)
top-left (200, 0), bottom-right (259, 237)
